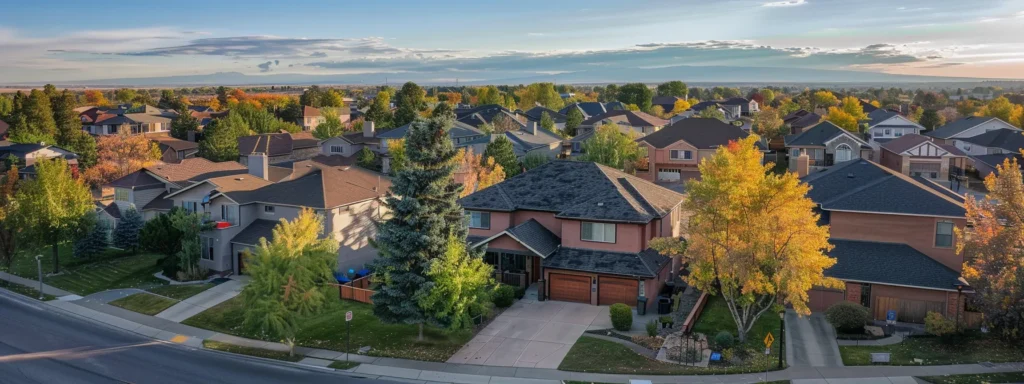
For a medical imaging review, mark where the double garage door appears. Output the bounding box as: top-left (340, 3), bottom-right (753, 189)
top-left (548, 274), bottom-right (639, 306)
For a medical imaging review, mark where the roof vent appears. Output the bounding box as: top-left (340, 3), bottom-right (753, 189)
top-left (597, 202), bottom-right (604, 207)
top-left (235, 177), bottom-right (244, 181)
top-left (847, 173), bottom-right (855, 178)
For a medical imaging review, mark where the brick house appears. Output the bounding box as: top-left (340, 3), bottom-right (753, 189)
top-left (459, 160), bottom-right (684, 311)
top-left (785, 121), bottom-right (874, 175)
top-left (878, 134), bottom-right (968, 183)
top-left (802, 159), bottom-right (969, 323)
top-left (634, 118), bottom-right (760, 183)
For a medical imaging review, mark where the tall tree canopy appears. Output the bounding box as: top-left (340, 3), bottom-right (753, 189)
top-left (114, 88), bottom-right (138, 104)
top-left (976, 97), bottom-right (1024, 128)
top-left (482, 136), bottom-right (520, 178)
top-left (957, 158), bottom-right (1024, 340)
top-left (8, 89), bottom-right (57, 144)
top-left (697, 106), bottom-right (727, 121)
top-left (51, 91), bottom-right (98, 168)
top-left (456, 148), bottom-right (505, 198)
top-left (752, 108), bottom-right (786, 142)
top-left (564, 107), bottom-right (584, 137)
top-left (365, 89), bottom-right (394, 129)
top-left (394, 82), bottom-right (427, 127)
top-left (84, 133), bottom-right (161, 186)
top-left (198, 112), bottom-right (251, 162)
top-left (516, 83), bottom-right (565, 111)
top-left (918, 109), bottom-right (945, 129)
top-left (475, 86), bottom-right (504, 106)
top-left (684, 136), bottom-right (839, 342)
top-left (170, 107), bottom-right (200, 140)
top-left (581, 123), bottom-right (644, 170)
top-left (617, 83), bottom-right (654, 112)
top-left (312, 113), bottom-right (344, 140)
top-left (839, 96), bottom-right (868, 121)
top-left (0, 168), bottom-right (19, 273)
top-left (656, 81), bottom-right (688, 98)
top-left (825, 107), bottom-right (859, 132)
top-left (12, 158), bottom-right (94, 274)
top-left (811, 90), bottom-right (840, 109)
top-left (419, 235), bottom-right (493, 330)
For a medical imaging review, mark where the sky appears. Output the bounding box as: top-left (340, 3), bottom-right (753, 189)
top-left (2, 0), bottom-right (1024, 83)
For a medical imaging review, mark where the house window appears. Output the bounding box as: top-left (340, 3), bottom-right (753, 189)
top-left (221, 204), bottom-right (239, 226)
top-left (670, 150), bottom-right (692, 160)
top-left (264, 205), bottom-right (275, 214)
top-left (834, 144), bottom-right (852, 163)
top-left (572, 142), bottom-right (581, 152)
top-left (884, 129), bottom-right (892, 136)
top-left (331, 145), bottom-right (343, 154)
top-left (182, 201), bottom-right (199, 213)
top-left (581, 222), bottom-right (616, 243)
top-left (935, 221), bottom-right (954, 247)
top-left (114, 188), bottom-right (129, 202)
top-left (466, 211), bottom-right (490, 229)
top-left (201, 237), bottom-right (214, 260)
top-left (860, 283), bottom-right (872, 308)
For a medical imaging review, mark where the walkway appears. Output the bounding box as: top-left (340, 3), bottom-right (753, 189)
top-left (24, 293), bottom-right (1024, 384)
top-left (0, 271), bottom-right (75, 297)
top-left (155, 278), bottom-right (245, 322)
top-left (786, 310), bottom-right (844, 367)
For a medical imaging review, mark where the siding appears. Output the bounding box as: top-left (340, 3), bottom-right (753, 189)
top-left (133, 187), bottom-right (166, 213)
top-left (828, 211), bottom-right (965, 271)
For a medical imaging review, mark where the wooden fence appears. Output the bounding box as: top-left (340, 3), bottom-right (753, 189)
top-left (335, 275), bottom-right (375, 304)
top-left (872, 296), bottom-right (945, 324)
top-left (963, 311), bottom-right (984, 329)
top-left (681, 292), bottom-right (709, 334)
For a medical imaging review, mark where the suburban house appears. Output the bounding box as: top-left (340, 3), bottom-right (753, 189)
top-left (865, 109), bottom-right (925, 145)
top-left (878, 134), bottom-right (968, 183)
top-left (925, 116), bottom-right (1020, 146)
top-left (319, 122), bottom-right (384, 158)
top-left (237, 131), bottom-right (320, 166)
top-left (521, 106), bottom-right (567, 130)
top-left (151, 137), bottom-right (198, 163)
top-left (635, 118), bottom-right (760, 183)
top-left (971, 153), bottom-right (1023, 178)
top-left (578, 110), bottom-right (668, 137)
top-left (557, 102), bottom-right (625, 120)
top-left (954, 128), bottom-right (1024, 156)
top-left (80, 105), bottom-right (177, 136)
top-left (782, 109), bottom-right (823, 134)
top-left (163, 155), bottom-right (390, 275)
top-left (680, 101), bottom-right (736, 121)
top-left (376, 120), bottom-right (489, 154)
top-left (455, 104), bottom-right (525, 131)
top-left (500, 121), bottom-right (564, 159)
top-left (300, 106), bottom-right (351, 131)
top-left (720, 97), bottom-right (759, 116)
top-left (859, 99), bottom-right (879, 114)
top-left (802, 159), bottom-right (970, 324)
top-left (459, 160), bottom-right (684, 310)
top-left (651, 96), bottom-right (686, 113)
top-left (785, 121), bottom-right (873, 175)
top-left (0, 141), bottom-right (79, 179)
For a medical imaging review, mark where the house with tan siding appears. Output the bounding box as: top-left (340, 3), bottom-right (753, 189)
top-left (878, 134), bottom-right (968, 183)
top-left (785, 121), bottom-right (874, 175)
top-left (634, 118), bottom-right (761, 183)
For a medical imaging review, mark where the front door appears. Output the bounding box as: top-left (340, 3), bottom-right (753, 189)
top-left (237, 251), bottom-right (247, 275)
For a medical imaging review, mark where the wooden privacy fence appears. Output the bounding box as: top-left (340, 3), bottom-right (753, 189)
top-left (334, 275), bottom-right (375, 304)
top-left (872, 296), bottom-right (945, 324)
top-left (963, 311), bottom-right (984, 329)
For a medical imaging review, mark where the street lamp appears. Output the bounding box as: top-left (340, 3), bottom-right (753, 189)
top-left (955, 283), bottom-right (965, 331)
top-left (35, 254), bottom-right (43, 300)
top-left (777, 309), bottom-right (785, 369)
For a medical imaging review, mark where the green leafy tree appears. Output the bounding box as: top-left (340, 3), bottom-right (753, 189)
top-left (564, 107), bottom-right (584, 137)
top-left (140, 209), bottom-right (184, 276)
top-left (517, 83), bottom-right (564, 111)
top-left (483, 136), bottom-right (520, 177)
top-left (617, 83), bottom-right (654, 112)
top-left (357, 147), bottom-right (377, 170)
top-left (752, 108), bottom-right (786, 142)
top-left (199, 112), bottom-right (250, 162)
top-left (539, 112), bottom-right (555, 131)
top-left (0, 95), bottom-right (12, 120)
top-left (114, 88), bottom-right (137, 104)
top-left (170, 209), bottom-right (209, 280)
top-left (918, 109), bottom-right (945, 129)
top-left (365, 89), bottom-right (394, 129)
top-left (312, 113), bottom-right (344, 140)
top-left (171, 107), bottom-right (200, 140)
top-left (12, 158), bottom-right (93, 273)
top-left (431, 102), bottom-right (454, 119)
top-left (370, 114), bottom-right (470, 340)
top-left (656, 81), bottom-right (688, 98)
top-left (475, 86), bottom-right (504, 106)
top-left (521, 152), bottom-right (551, 170)
top-left (697, 106), bottom-right (727, 121)
top-left (0, 167), bottom-right (19, 273)
top-left (760, 89), bottom-right (776, 106)
top-left (74, 214), bottom-right (110, 260)
top-left (394, 82), bottom-right (426, 127)
top-left (235, 103), bottom-right (282, 134)
top-left (581, 123), bottom-right (643, 169)
top-left (113, 207), bottom-right (143, 253)
top-left (419, 235), bottom-right (494, 330)
top-left (9, 89), bottom-right (57, 144)
top-left (388, 138), bottom-right (408, 175)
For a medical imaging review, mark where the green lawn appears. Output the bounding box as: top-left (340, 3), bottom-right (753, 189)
top-left (840, 336), bottom-right (1024, 366)
top-left (109, 293), bottom-right (178, 316)
top-left (0, 283), bottom-right (56, 301)
top-left (148, 283), bottom-right (213, 300)
top-left (8, 246), bottom-right (166, 295)
top-left (559, 336), bottom-right (782, 375)
top-left (919, 372), bottom-right (1024, 384)
top-left (184, 296), bottom-right (474, 362)
top-left (692, 295), bottom-right (782, 350)
top-left (202, 340), bottom-right (303, 362)
top-left (328, 361), bottom-right (361, 370)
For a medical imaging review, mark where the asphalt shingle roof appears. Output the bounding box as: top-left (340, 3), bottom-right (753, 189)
top-left (925, 116), bottom-right (998, 139)
top-left (581, 110), bottom-right (668, 127)
top-left (958, 128), bottom-right (1024, 152)
top-left (503, 219), bottom-right (561, 257)
top-left (459, 160), bottom-right (684, 223)
top-left (523, 107), bottom-right (567, 123)
top-left (230, 219), bottom-right (279, 246)
top-left (542, 247), bottom-right (669, 278)
top-left (558, 102), bottom-right (608, 119)
top-left (225, 163), bottom-right (390, 209)
top-left (866, 109), bottom-right (900, 127)
top-left (638, 118), bottom-right (754, 149)
top-left (784, 121), bottom-right (866, 148)
top-left (827, 239), bottom-right (962, 291)
top-left (802, 159), bottom-right (965, 217)
top-left (782, 110), bottom-right (822, 131)
top-left (376, 120), bottom-right (483, 140)
top-left (107, 170), bottom-right (165, 189)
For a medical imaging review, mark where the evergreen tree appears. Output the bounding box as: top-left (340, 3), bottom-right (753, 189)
top-left (9, 89), bottom-right (57, 144)
top-left (199, 112), bottom-right (250, 162)
top-left (370, 114), bottom-right (471, 340)
top-left (357, 147), bottom-right (377, 170)
top-left (52, 91), bottom-right (80, 147)
top-left (564, 108), bottom-right (584, 137)
top-left (113, 207), bottom-right (143, 252)
top-left (67, 130), bottom-right (98, 169)
top-left (140, 209), bottom-right (184, 277)
top-left (617, 83), bottom-right (654, 112)
top-left (394, 82), bottom-right (426, 127)
top-left (0, 95), bottom-right (12, 120)
top-left (539, 112), bottom-right (555, 131)
top-left (74, 214), bottom-right (109, 259)
top-left (483, 136), bottom-right (520, 177)
top-left (170, 107), bottom-right (200, 140)
top-left (431, 102), bottom-right (454, 119)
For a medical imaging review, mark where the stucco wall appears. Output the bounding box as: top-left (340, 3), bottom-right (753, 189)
top-left (321, 137), bottom-right (363, 156)
top-left (467, 211), bottom-right (512, 238)
top-left (329, 199), bottom-right (383, 274)
top-left (561, 220), bottom-right (644, 253)
top-left (829, 211), bottom-right (965, 271)
top-left (487, 235), bottom-right (531, 253)
top-left (511, 210), bottom-right (561, 236)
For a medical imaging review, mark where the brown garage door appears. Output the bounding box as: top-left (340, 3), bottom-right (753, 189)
top-left (598, 277), bottom-right (638, 306)
top-left (808, 288), bottom-right (845, 312)
top-left (549, 274), bottom-right (592, 303)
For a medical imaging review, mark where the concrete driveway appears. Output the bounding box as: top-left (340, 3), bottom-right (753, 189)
top-left (447, 299), bottom-right (608, 368)
top-left (786, 310), bottom-right (844, 367)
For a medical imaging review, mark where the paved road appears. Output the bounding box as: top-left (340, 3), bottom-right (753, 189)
top-left (0, 291), bottom-right (385, 384)
top-left (785, 310), bottom-right (844, 367)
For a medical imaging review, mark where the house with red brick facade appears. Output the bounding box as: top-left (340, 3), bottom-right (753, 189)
top-left (802, 159), bottom-right (970, 324)
top-left (459, 160), bottom-right (684, 311)
top-left (634, 118), bottom-right (760, 183)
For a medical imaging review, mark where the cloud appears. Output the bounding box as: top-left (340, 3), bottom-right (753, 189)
top-left (257, 61), bottom-right (274, 72)
top-left (526, 33), bottom-right (545, 37)
top-left (309, 51), bottom-right (328, 58)
top-left (108, 36), bottom-right (464, 60)
top-left (763, 0), bottom-right (807, 7)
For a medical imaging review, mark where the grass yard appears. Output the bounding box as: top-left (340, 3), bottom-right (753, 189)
top-left (918, 372), bottom-right (1024, 384)
top-left (840, 335), bottom-right (1024, 366)
top-left (8, 246), bottom-right (166, 295)
top-left (109, 293), bottom-right (178, 316)
top-left (691, 295), bottom-right (782, 350)
top-left (184, 296), bottom-right (474, 362)
top-left (0, 283), bottom-right (56, 301)
top-left (202, 340), bottom-right (303, 362)
top-left (559, 336), bottom-right (782, 375)
top-left (148, 283), bottom-right (214, 300)
top-left (327, 361), bottom-right (361, 370)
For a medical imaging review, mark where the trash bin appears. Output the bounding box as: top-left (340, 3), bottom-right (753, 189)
top-left (636, 297), bottom-right (648, 315)
top-left (537, 279), bottom-right (546, 301)
top-left (658, 296), bottom-right (672, 314)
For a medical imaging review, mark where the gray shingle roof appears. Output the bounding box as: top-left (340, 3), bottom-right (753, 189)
top-left (827, 239), bottom-right (962, 291)
top-left (542, 247), bottom-right (669, 278)
top-left (523, 107), bottom-right (567, 123)
top-left (802, 159), bottom-right (965, 217)
top-left (558, 102), bottom-right (608, 119)
top-left (107, 170), bottom-right (166, 189)
top-left (958, 128), bottom-right (1024, 152)
top-left (377, 120), bottom-right (484, 140)
top-left (503, 219), bottom-right (561, 257)
top-left (230, 219), bottom-right (279, 246)
top-left (638, 118), bottom-right (755, 149)
top-left (782, 110), bottom-right (822, 131)
top-left (785, 121), bottom-right (867, 148)
top-left (866, 109), bottom-right (900, 127)
top-left (925, 116), bottom-right (998, 139)
top-left (459, 160), bottom-right (684, 223)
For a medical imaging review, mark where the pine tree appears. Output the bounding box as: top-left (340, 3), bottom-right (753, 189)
top-left (52, 91), bottom-right (81, 147)
top-left (370, 114), bottom-right (472, 340)
top-left (394, 82), bottom-right (425, 127)
top-left (483, 136), bottom-right (520, 177)
top-left (564, 108), bottom-right (584, 137)
top-left (113, 207), bottom-right (143, 252)
top-left (539, 112), bottom-right (555, 131)
top-left (170, 107), bottom-right (200, 140)
top-left (9, 89), bottom-right (57, 144)
top-left (74, 215), bottom-right (110, 259)
top-left (199, 112), bottom-right (250, 162)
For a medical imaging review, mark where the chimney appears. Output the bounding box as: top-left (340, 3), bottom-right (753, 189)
top-left (247, 152), bottom-right (269, 180)
top-left (527, 121), bottom-right (538, 135)
top-left (796, 154), bottom-right (810, 178)
top-left (364, 120), bottom-right (375, 138)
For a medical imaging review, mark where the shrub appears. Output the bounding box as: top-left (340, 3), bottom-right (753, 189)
top-left (514, 286), bottom-right (526, 300)
top-left (113, 207), bottom-right (144, 252)
top-left (74, 217), bottom-right (110, 259)
top-left (925, 311), bottom-right (958, 343)
top-left (825, 301), bottom-right (871, 333)
top-left (646, 319), bottom-right (658, 336)
top-left (493, 285), bottom-right (516, 308)
top-left (721, 348), bottom-right (734, 363)
top-left (713, 331), bottom-right (734, 350)
top-left (609, 303), bottom-right (633, 331)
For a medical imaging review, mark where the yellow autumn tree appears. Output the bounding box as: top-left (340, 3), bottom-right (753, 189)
top-left (840, 96), bottom-right (868, 121)
top-left (684, 135), bottom-right (840, 342)
top-left (455, 148), bottom-right (505, 197)
top-left (672, 99), bottom-right (691, 115)
top-left (825, 107), bottom-right (859, 132)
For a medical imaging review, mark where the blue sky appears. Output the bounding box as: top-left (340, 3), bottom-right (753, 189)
top-left (2, 0), bottom-right (1024, 83)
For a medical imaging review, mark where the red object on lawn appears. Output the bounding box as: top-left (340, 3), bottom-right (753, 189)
top-left (215, 221), bottom-right (231, 229)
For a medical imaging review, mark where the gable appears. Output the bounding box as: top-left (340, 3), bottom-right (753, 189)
top-left (870, 115), bottom-right (923, 131)
top-left (953, 119), bottom-right (1020, 139)
top-left (903, 141), bottom-right (949, 158)
top-left (823, 129), bottom-right (868, 147)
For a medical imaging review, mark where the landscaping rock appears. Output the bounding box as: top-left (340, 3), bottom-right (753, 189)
top-left (865, 325), bottom-right (884, 337)
top-left (357, 346), bottom-right (371, 354)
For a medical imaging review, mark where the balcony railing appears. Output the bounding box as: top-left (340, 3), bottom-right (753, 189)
top-left (495, 271), bottom-right (528, 288)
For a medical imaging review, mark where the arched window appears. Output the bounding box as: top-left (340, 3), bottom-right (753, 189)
top-left (835, 143), bottom-right (853, 163)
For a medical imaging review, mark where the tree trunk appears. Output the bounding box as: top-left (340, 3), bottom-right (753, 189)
top-left (51, 241), bottom-right (59, 274)
top-left (418, 323), bottom-right (424, 341)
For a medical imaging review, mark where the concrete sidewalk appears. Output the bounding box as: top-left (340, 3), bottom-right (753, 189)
top-left (36, 294), bottom-right (1024, 384)
top-left (0, 271), bottom-right (75, 297)
top-left (155, 279), bottom-right (245, 322)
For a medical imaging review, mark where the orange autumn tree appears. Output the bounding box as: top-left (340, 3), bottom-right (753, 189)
top-left (454, 148), bottom-right (505, 198)
top-left (84, 133), bottom-right (162, 186)
top-left (684, 135), bottom-right (839, 342)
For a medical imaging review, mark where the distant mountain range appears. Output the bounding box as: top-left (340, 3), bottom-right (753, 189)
top-left (8, 65), bottom-right (1003, 87)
